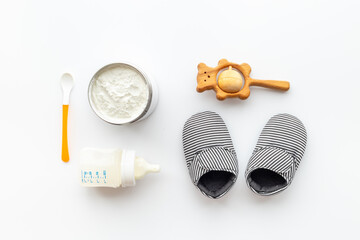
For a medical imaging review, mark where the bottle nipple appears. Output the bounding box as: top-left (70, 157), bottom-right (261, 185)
top-left (134, 157), bottom-right (160, 179)
top-left (148, 164), bottom-right (160, 173)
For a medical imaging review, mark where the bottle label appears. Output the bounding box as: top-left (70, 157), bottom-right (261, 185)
top-left (81, 170), bottom-right (107, 184)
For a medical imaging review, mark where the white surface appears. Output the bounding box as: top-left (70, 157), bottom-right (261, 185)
top-left (1, 0), bottom-right (359, 239)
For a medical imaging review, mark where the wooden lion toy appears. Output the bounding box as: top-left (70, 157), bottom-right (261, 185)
top-left (196, 59), bottom-right (290, 100)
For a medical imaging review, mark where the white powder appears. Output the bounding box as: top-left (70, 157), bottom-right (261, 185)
top-left (90, 65), bottom-right (149, 123)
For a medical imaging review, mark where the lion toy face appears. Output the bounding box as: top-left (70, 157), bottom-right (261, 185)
top-left (196, 63), bottom-right (217, 93)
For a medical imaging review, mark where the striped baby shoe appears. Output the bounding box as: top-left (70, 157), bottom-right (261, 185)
top-left (245, 113), bottom-right (307, 196)
top-left (182, 111), bottom-right (239, 199)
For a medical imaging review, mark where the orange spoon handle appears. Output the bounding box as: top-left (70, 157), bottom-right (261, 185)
top-left (250, 79), bottom-right (290, 91)
top-left (62, 105), bottom-right (69, 162)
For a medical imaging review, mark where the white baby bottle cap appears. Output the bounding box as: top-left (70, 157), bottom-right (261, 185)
top-left (121, 150), bottom-right (136, 187)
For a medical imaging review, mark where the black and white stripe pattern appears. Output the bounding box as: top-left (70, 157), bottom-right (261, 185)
top-left (245, 113), bottom-right (307, 195)
top-left (183, 111), bottom-right (238, 199)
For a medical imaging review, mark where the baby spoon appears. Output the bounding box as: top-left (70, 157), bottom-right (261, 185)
top-left (60, 73), bottom-right (74, 162)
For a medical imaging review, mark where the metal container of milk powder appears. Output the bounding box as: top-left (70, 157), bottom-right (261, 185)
top-left (88, 62), bottom-right (158, 125)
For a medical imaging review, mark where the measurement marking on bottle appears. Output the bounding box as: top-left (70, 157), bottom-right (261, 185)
top-left (81, 170), bottom-right (108, 184)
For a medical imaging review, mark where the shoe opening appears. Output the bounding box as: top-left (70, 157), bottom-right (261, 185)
top-left (247, 168), bottom-right (287, 195)
top-left (197, 171), bottom-right (236, 198)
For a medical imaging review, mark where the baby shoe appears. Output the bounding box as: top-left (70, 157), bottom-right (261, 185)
top-left (182, 111), bottom-right (239, 199)
top-left (245, 113), bottom-right (307, 196)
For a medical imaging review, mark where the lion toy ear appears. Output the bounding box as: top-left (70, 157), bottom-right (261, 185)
top-left (218, 59), bottom-right (230, 65)
top-left (197, 63), bottom-right (208, 71)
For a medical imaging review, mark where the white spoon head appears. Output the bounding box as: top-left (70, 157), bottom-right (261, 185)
top-left (60, 73), bottom-right (74, 105)
top-left (60, 73), bottom-right (74, 91)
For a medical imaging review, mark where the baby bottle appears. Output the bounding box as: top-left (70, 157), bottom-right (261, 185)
top-left (80, 148), bottom-right (160, 188)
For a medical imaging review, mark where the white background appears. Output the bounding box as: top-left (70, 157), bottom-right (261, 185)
top-left (1, 0), bottom-right (359, 239)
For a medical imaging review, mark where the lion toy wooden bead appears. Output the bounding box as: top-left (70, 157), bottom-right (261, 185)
top-left (218, 66), bottom-right (243, 93)
top-left (196, 59), bottom-right (290, 100)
